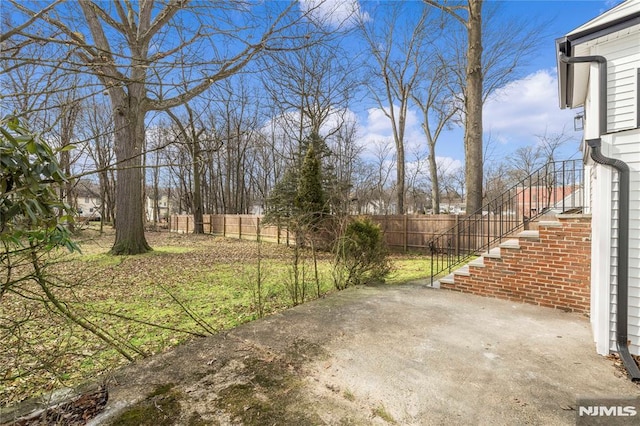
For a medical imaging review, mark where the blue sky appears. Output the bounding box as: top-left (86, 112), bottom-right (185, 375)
top-left (343, 0), bottom-right (626, 170)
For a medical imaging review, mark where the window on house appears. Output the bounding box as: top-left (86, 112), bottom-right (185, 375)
top-left (85, 197), bottom-right (90, 203)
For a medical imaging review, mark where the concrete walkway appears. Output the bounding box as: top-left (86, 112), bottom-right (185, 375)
top-left (84, 283), bottom-right (640, 425)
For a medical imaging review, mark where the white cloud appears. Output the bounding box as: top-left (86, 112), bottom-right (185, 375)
top-left (363, 105), bottom-right (420, 136)
top-left (298, 0), bottom-right (370, 29)
top-left (358, 104), bottom-right (447, 168)
top-left (436, 156), bottom-right (462, 173)
top-left (483, 69), bottom-right (578, 144)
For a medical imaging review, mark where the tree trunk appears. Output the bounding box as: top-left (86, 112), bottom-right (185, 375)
top-left (396, 141), bottom-right (405, 214)
top-left (465, 0), bottom-right (484, 214)
top-left (152, 151), bottom-right (160, 231)
top-left (428, 150), bottom-right (439, 214)
top-left (111, 94), bottom-right (151, 254)
top-left (192, 137), bottom-right (204, 234)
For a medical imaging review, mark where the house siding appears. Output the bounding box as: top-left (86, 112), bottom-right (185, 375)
top-left (560, 1), bottom-right (640, 358)
top-left (592, 28), bottom-right (640, 132)
top-left (606, 129), bottom-right (640, 355)
top-left (590, 161), bottom-right (613, 355)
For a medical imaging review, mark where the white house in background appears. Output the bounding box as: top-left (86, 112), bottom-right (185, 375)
top-left (556, 0), bottom-right (640, 366)
top-left (75, 180), bottom-right (102, 220)
top-left (145, 194), bottom-right (172, 223)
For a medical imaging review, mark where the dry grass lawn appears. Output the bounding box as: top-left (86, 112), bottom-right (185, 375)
top-left (1, 226), bottom-right (433, 406)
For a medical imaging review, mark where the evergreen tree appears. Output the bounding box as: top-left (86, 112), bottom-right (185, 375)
top-left (265, 132), bottom-right (331, 225)
top-left (264, 168), bottom-right (297, 225)
top-left (295, 144), bottom-right (327, 227)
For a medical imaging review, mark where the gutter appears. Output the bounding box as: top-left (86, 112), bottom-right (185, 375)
top-left (566, 13), bottom-right (640, 47)
top-left (559, 53), bottom-right (640, 380)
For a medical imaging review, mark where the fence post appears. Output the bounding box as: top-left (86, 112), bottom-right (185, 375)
top-left (238, 216), bottom-right (242, 240)
top-left (277, 223), bottom-right (281, 245)
top-left (455, 214), bottom-right (460, 257)
top-left (256, 217), bottom-right (260, 241)
top-left (209, 215), bottom-right (213, 234)
top-left (223, 215), bottom-right (226, 237)
top-left (403, 215), bottom-right (408, 253)
top-left (186, 216), bottom-right (190, 233)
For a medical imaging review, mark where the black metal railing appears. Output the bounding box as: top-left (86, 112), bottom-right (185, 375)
top-left (429, 159), bottom-right (584, 284)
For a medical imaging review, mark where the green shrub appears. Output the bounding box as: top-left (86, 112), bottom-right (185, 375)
top-left (332, 218), bottom-right (391, 289)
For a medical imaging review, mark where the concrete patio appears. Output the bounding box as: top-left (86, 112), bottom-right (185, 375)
top-left (20, 282), bottom-right (639, 425)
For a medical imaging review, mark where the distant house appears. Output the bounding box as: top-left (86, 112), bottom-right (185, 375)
top-left (556, 0), bottom-right (640, 360)
top-left (146, 193), bottom-right (172, 223)
top-left (73, 181), bottom-right (175, 223)
top-left (515, 184), bottom-right (581, 217)
top-left (75, 180), bottom-right (102, 220)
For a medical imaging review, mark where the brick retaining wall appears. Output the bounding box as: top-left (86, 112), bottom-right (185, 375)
top-left (441, 215), bottom-right (591, 314)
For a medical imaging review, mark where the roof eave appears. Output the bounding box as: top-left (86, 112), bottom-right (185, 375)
top-left (556, 7), bottom-right (640, 110)
top-left (566, 12), bottom-right (640, 45)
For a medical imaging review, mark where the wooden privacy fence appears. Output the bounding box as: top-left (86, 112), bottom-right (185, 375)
top-left (169, 214), bottom-right (292, 245)
top-left (169, 213), bottom-right (513, 253)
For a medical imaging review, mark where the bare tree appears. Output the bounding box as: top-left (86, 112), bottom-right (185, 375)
top-left (1, 40), bottom-right (90, 226)
top-left (214, 82), bottom-right (262, 215)
top-left (53, 88), bottom-right (82, 222)
top-left (6, 0), bottom-right (327, 254)
top-left (422, 0), bottom-right (483, 214)
top-left (328, 116), bottom-right (362, 215)
top-left (509, 145), bottom-right (544, 182)
top-left (359, 3), bottom-right (431, 214)
top-left (411, 58), bottom-right (459, 215)
top-left (262, 32), bottom-right (359, 139)
top-left (166, 104), bottom-right (210, 233)
top-left (80, 97), bottom-right (116, 226)
top-left (535, 126), bottom-right (576, 164)
top-left (361, 140), bottom-right (395, 215)
top-left (422, 1), bottom-right (540, 214)
top-left (439, 163), bottom-right (466, 211)
top-left (406, 144), bottom-right (430, 214)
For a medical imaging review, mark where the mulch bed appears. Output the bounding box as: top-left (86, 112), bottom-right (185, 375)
top-left (2, 387), bottom-right (107, 426)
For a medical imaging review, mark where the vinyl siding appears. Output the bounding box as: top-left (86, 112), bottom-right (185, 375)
top-left (610, 171), bottom-right (620, 352)
top-left (593, 30), bottom-right (640, 132)
top-left (607, 129), bottom-right (640, 355)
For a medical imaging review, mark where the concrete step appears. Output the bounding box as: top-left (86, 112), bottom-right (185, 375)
top-left (517, 230), bottom-right (540, 240)
top-left (438, 230), bottom-right (535, 289)
top-left (438, 274), bottom-right (455, 285)
top-left (436, 221), bottom-right (558, 292)
top-left (454, 265), bottom-right (470, 277)
top-left (484, 247), bottom-right (502, 259)
top-left (499, 239), bottom-right (520, 250)
top-left (538, 221), bottom-right (562, 228)
top-left (468, 257), bottom-right (485, 268)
